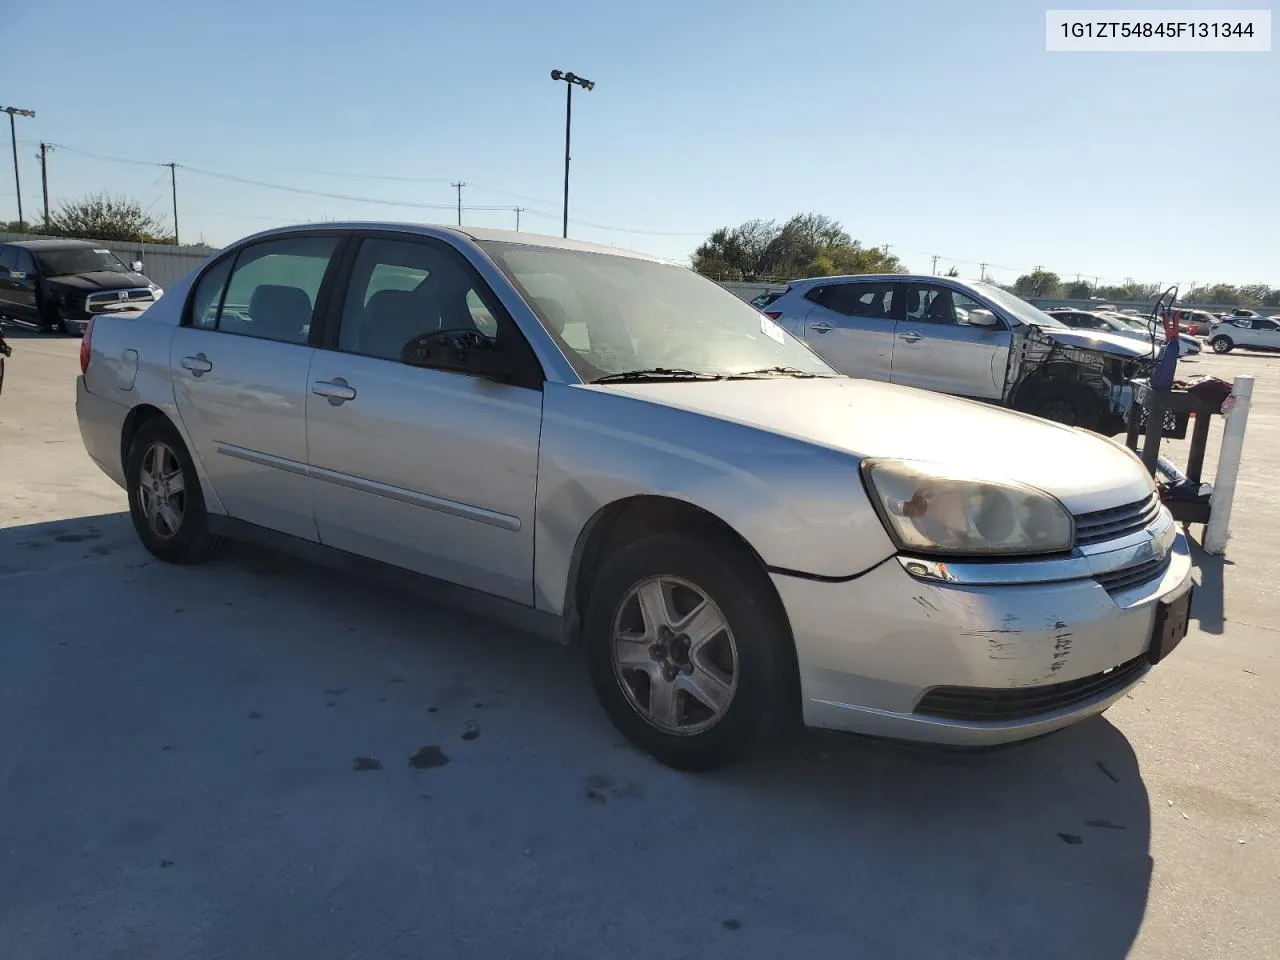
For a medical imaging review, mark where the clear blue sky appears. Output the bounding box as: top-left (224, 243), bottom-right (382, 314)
top-left (4, 0), bottom-right (1276, 287)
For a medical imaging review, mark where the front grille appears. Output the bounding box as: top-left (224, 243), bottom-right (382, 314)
top-left (916, 656), bottom-right (1148, 722)
top-left (85, 288), bottom-right (154, 314)
top-left (1094, 556), bottom-right (1170, 594)
top-left (1075, 494), bottom-right (1161, 546)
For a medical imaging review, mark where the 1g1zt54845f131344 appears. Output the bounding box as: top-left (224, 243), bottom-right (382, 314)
top-left (1060, 20), bottom-right (1255, 39)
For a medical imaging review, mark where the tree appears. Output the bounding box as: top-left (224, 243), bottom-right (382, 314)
top-left (944, 266), bottom-right (960, 277)
top-left (1013, 270), bottom-right (1062, 298)
top-left (692, 212), bottom-right (906, 280)
top-left (4, 220), bottom-right (31, 233)
top-left (46, 193), bottom-right (170, 243)
top-left (1065, 281), bottom-right (1093, 298)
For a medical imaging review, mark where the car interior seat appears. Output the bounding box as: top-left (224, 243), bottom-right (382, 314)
top-left (247, 284), bottom-right (313, 343)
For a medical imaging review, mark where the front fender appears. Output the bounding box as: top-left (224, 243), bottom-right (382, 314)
top-left (532, 383), bottom-right (896, 614)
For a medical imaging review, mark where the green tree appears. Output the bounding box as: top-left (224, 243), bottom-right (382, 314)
top-left (1064, 281), bottom-right (1093, 298)
top-left (692, 212), bottom-right (906, 280)
top-left (46, 193), bottom-right (170, 243)
top-left (1013, 270), bottom-right (1062, 298)
top-left (944, 266), bottom-right (960, 277)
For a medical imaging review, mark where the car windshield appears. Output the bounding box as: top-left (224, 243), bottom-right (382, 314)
top-left (967, 282), bottom-right (1067, 328)
top-left (478, 241), bottom-right (837, 381)
top-left (34, 247), bottom-right (131, 277)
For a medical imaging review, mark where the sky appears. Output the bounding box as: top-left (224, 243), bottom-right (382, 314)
top-left (3, 0), bottom-right (1276, 288)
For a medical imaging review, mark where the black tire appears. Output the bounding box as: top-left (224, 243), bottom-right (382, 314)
top-left (1033, 382), bottom-right (1099, 431)
top-left (38, 300), bottom-right (70, 335)
top-left (125, 418), bottom-right (224, 564)
top-left (1210, 336), bottom-right (1234, 354)
top-left (584, 531), bottom-right (795, 771)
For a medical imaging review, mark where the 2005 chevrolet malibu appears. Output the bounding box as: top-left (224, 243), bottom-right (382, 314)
top-left (76, 223), bottom-right (1193, 769)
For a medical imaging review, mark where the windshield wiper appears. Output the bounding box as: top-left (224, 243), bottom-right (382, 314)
top-left (727, 366), bottom-right (833, 379)
top-left (592, 368), bottom-right (724, 383)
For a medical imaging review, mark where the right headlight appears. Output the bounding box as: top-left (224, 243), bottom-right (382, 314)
top-left (862, 459), bottom-right (1074, 556)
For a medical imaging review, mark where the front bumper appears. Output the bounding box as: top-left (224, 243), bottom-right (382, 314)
top-left (775, 532), bottom-right (1193, 746)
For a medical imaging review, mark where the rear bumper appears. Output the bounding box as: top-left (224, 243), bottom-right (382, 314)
top-left (76, 375), bottom-right (128, 490)
top-left (775, 534), bottom-right (1193, 746)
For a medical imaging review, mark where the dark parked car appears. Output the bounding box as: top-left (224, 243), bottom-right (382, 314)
top-left (0, 239), bottom-right (164, 335)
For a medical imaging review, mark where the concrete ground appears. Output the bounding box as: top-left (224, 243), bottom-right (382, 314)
top-left (0, 329), bottom-right (1275, 960)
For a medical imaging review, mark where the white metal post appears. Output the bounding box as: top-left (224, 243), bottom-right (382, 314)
top-left (1204, 375), bottom-right (1254, 555)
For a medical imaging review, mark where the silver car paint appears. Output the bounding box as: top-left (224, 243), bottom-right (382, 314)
top-left (78, 222), bottom-right (1193, 746)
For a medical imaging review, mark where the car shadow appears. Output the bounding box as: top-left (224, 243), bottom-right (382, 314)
top-left (0, 512), bottom-right (1153, 960)
top-left (1184, 528), bottom-right (1228, 635)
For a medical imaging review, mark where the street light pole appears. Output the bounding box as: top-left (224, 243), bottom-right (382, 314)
top-left (549, 70), bottom-right (594, 239)
top-left (1, 105), bottom-right (36, 227)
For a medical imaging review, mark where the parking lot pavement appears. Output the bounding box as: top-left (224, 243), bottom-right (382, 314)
top-left (0, 331), bottom-right (1275, 960)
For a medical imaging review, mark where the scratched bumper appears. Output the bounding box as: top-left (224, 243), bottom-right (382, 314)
top-left (773, 533), bottom-right (1193, 746)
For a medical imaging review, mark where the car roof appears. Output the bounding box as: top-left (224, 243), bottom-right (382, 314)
top-left (784, 273), bottom-right (989, 291)
top-left (225, 221), bottom-right (668, 264)
top-left (1, 238), bottom-right (101, 251)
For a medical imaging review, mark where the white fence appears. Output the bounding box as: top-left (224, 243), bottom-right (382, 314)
top-left (0, 232), bottom-right (217, 290)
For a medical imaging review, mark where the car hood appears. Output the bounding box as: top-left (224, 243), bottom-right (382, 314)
top-left (1038, 327), bottom-right (1154, 358)
top-left (44, 271), bottom-right (149, 292)
top-left (584, 377), bottom-right (1154, 514)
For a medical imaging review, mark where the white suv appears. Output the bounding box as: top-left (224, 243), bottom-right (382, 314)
top-left (1207, 315), bottom-right (1280, 354)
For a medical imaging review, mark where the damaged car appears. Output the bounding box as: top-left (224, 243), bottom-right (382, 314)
top-left (763, 275), bottom-right (1154, 433)
top-left (76, 223), bottom-right (1192, 770)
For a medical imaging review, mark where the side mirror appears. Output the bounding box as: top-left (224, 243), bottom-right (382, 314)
top-left (967, 308), bottom-right (999, 328)
top-left (131, 260), bottom-right (144, 273)
top-left (400, 328), bottom-right (510, 380)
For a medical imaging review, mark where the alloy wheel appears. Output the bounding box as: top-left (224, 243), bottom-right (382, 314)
top-left (136, 441), bottom-right (186, 540)
top-left (611, 576), bottom-right (739, 736)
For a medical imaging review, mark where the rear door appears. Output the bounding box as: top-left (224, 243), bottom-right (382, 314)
top-left (798, 280), bottom-right (899, 381)
top-left (891, 282), bottom-right (1011, 399)
top-left (169, 232), bottom-right (346, 541)
top-left (1249, 317), bottom-right (1280, 350)
top-left (304, 232), bottom-right (545, 604)
top-left (0, 246), bottom-right (39, 322)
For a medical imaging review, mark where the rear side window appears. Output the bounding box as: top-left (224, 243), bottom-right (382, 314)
top-left (812, 282), bottom-right (896, 319)
top-left (210, 236), bottom-right (338, 344)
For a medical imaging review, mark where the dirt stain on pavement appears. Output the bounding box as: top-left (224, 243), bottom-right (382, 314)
top-left (352, 757), bottom-right (382, 772)
top-left (408, 746), bottom-right (450, 769)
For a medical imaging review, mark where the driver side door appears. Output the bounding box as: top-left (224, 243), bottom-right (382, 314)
top-left (305, 233), bottom-right (545, 605)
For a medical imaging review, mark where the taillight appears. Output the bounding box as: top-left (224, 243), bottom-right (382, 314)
top-left (79, 317), bottom-right (94, 374)
top-left (764, 311), bottom-right (783, 320)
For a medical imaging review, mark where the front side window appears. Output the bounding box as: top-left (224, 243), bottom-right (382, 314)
top-left (0, 246), bottom-right (13, 272)
top-left (478, 242), bottom-right (835, 381)
top-left (189, 257), bottom-right (234, 330)
top-left (217, 236), bottom-right (338, 344)
top-left (902, 284), bottom-right (996, 327)
top-left (11, 248), bottom-right (36, 276)
top-left (337, 238), bottom-right (507, 362)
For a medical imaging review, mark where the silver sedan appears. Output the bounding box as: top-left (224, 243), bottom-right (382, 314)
top-left (76, 223), bottom-right (1193, 769)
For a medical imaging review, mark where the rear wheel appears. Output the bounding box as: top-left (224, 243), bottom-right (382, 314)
top-left (584, 532), bottom-right (794, 770)
top-left (125, 418), bottom-right (223, 563)
top-left (1210, 336), bottom-right (1234, 354)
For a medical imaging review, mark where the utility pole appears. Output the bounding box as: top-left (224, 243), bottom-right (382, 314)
top-left (2, 105), bottom-right (36, 227)
top-left (979, 262), bottom-right (988, 282)
top-left (38, 142), bottom-right (52, 227)
top-left (882, 243), bottom-right (892, 255)
top-left (514, 206), bottom-right (523, 231)
top-left (931, 254), bottom-right (939, 275)
top-left (550, 70), bottom-right (595, 239)
top-left (451, 181), bottom-right (465, 226)
top-left (167, 162), bottom-right (179, 245)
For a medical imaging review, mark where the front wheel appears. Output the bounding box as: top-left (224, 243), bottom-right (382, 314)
top-left (1210, 336), bottom-right (1234, 354)
top-left (1032, 382), bottom-right (1099, 431)
top-left (125, 418), bottom-right (223, 563)
top-left (584, 532), bottom-right (794, 770)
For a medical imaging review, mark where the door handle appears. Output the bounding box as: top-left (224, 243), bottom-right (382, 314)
top-left (180, 354), bottom-right (212, 376)
top-left (312, 377), bottom-right (357, 405)
top-left (899, 331), bottom-right (922, 344)
top-left (808, 322), bottom-right (833, 334)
